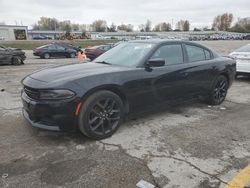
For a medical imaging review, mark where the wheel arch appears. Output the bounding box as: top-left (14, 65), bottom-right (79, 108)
top-left (220, 72), bottom-right (229, 83)
top-left (81, 84), bottom-right (130, 114)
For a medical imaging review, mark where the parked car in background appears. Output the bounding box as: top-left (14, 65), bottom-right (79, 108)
top-left (85, 44), bottom-right (114, 60)
top-left (55, 43), bottom-right (82, 52)
top-left (33, 43), bottom-right (77, 59)
top-left (243, 35), bottom-right (250, 40)
top-left (0, 44), bottom-right (26, 65)
top-left (22, 40), bottom-right (236, 139)
top-left (0, 36), bottom-right (5, 40)
top-left (33, 35), bottom-right (52, 40)
top-left (229, 44), bottom-right (250, 76)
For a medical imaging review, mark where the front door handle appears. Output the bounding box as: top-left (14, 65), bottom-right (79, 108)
top-left (180, 72), bottom-right (189, 78)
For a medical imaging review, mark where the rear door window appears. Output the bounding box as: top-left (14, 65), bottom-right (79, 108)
top-left (186, 45), bottom-right (206, 62)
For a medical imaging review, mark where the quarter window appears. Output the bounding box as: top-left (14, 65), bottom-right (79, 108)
top-left (151, 44), bottom-right (184, 65)
top-left (186, 45), bottom-right (206, 62)
top-left (204, 49), bottom-right (211, 60)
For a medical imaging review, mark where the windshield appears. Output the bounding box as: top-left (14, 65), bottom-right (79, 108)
top-left (93, 42), bottom-right (155, 67)
top-left (235, 44), bottom-right (250, 52)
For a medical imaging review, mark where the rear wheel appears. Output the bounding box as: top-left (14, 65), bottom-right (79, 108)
top-left (78, 90), bottom-right (124, 139)
top-left (208, 75), bottom-right (228, 105)
top-left (11, 56), bottom-right (22, 65)
top-left (43, 53), bottom-right (50, 59)
top-left (69, 53), bottom-right (76, 58)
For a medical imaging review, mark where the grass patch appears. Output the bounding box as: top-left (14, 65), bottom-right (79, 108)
top-left (0, 39), bottom-right (119, 50)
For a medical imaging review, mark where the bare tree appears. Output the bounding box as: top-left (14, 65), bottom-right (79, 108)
top-left (231, 17), bottom-right (250, 32)
top-left (176, 20), bottom-right (190, 31)
top-left (33, 17), bottom-right (59, 30)
top-left (161, 22), bottom-right (172, 31)
top-left (71, 23), bottom-right (80, 31)
top-left (183, 20), bottom-right (190, 31)
top-left (139, 24), bottom-right (145, 32)
top-left (145, 20), bottom-right (152, 32)
top-left (176, 20), bottom-right (185, 31)
top-left (91, 20), bottom-right (107, 32)
top-left (107, 23), bottom-right (117, 32)
top-left (212, 13), bottom-right (233, 31)
top-left (117, 24), bottom-right (133, 32)
top-left (153, 22), bottom-right (172, 32)
top-left (59, 20), bottom-right (71, 31)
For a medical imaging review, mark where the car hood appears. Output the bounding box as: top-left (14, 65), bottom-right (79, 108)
top-left (28, 62), bottom-right (131, 84)
top-left (7, 47), bottom-right (23, 51)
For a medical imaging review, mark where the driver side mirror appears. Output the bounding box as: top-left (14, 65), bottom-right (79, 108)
top-left (145, 58), bottom-right (165, 71)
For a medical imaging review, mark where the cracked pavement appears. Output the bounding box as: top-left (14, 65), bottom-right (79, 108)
top-left (0, 41), bottom-right (250, 188)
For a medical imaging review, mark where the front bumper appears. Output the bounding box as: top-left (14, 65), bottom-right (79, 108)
top-left (33, 52), bottom-right (41, 56)
top-left (21, 91), bottom-right (78, 132)
top-left (21, 54), bottom-right (26, 61)
top-left (23, 109), bottom-right (60, 131)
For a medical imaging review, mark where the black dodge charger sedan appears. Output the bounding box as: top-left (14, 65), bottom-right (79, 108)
top-left (22, 40), bottom-right (236, 139)
top-left (33, 43), bottom-right (77, 59)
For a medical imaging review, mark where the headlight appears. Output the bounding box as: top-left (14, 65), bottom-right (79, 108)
top-left (40, 89), bottom-right (75, 100)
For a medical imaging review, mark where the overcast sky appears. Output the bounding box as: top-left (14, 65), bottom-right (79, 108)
top-left (0, 0), bottom-right (249, 29)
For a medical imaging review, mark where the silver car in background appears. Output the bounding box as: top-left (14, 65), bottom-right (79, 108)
top-left (230, 44), bottom-right (250, 76)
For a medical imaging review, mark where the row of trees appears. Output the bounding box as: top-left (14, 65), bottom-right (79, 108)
top-left (33, 17), bottom-right (89, 31)
top-left (32, 14), bottom-right (250, 33)
top-left (32, 17), bottom-right (189, 32)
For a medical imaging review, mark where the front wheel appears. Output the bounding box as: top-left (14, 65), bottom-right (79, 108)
top-left (208, 75), bottom-right (228, 105)
top-left (12, 56), bottom-right (22, 65)
top-left (78, 90), bottom-right (124, 139)
top-left (69, 53), bottom-right (76, 58)
top-left (43, 53), bottom-right (50, 59)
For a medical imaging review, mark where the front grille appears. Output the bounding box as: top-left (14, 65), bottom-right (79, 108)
top-left (24, 87), bottom-right (40, 100)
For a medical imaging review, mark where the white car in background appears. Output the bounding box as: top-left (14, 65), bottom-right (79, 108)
top-left (230, 44), bottom-right (250, 76)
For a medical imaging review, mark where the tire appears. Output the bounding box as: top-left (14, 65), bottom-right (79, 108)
top-left (11, 56), bottom-right (22, 65)
top-left (235, 73), bottom-right (238, 79)
top-left (208, 75), bottom-right (229, 105)
top-left (69, 53), bottom-right (76, 58)
top-left (78, 90), bottom-right (124, 139)
top-left (43, 53), bottom-right (50, 59)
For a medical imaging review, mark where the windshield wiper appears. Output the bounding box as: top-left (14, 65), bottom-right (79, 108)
top-left (95, 61), bottom-right (112, 65)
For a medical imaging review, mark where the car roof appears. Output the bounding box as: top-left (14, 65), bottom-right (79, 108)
top-left (128, 39), bottom-right (183, 44)
top-left (129, 39), bottom-right (211, 49)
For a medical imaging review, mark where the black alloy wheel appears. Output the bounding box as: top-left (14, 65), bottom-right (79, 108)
top-left (79, 90), bottom-right (124, 139)
top-left (12, 56), bottom-right (22, 65)
top-left (43, 53), bottom-right (50, 59)
top-left (70, 53), bottom-right (76, 58)
top-left (208, 75), bottom-right (228, 105)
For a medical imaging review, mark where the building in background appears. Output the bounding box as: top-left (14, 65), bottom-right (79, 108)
top-left (0, 25), bottom-right (28, 40)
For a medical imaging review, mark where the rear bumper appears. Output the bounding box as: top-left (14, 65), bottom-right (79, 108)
top-left (33, 52), bottom-right (41, 56)
top-left (85, 53), bottom-right (97, 60)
